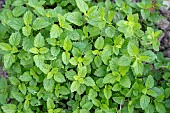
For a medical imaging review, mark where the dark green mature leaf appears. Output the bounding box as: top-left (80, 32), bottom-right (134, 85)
top-left (33, 17), bottom-right (50, 30)
top-left (19, 71), bottom-right (32, 81)
top-left (7, 18), bottom-right (24, 30)
top-left (120, 75), bottom-right (131, 88)
top-left (43, 78), bottom-right (55, 92)
top-left (12, 6), bottom-right (26, 17)
top-left (12, 91), bottom-right (25, 102)
top-left (140, 95), bottom-right (150, 110)
top-left (1, 104), bottom-right (17, 113)
top-left (84, 77), bottom-right (95, 86)
top-left (54, 72), bottom-right (66, 83)
top-left (9, 32), bottom-right (21, 46)
top-left (155, 102), bottom-right (166, 113)
top-left (127, 41), bottom-right (139, 56)
top-left (118, 55), bottom-right (131, 66)
top-left (0, 77), bottom-right (7, 90)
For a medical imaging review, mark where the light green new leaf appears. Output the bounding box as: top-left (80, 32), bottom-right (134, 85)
top-left (66, 12), bottom-right (83, 26)
top-left (23, 11), bottom-right (33, 26)
top-left (4, 53), bottom-right (15, 69)
top-left (127, 41), bottom-right (139, 56)
top-left (33, 17), bottom-right (50, 30)
top-left (18, 83), bottom-right (27, 95)
top-left (118, 55), bottom-right (131, 66)
top-left (84, 77), bottom-right (95, 86)
top-left (76, 0), bottom-right (89, 13)
top-left (145, 75), bottom-right (154, 88)
top-left (47, 97), bottom-right (55, 109)
top-left (104, 85), bottom-right (112, 100)
top-left (140, 95), bottom-right (150, 110)
top-left (120, 75), bottom-right (131, 88)
top-left (9, 32), bottom-right (21, 46)
top-left (22, 26), bottom-right (31, 37)
top-left (0, 43), bottom-right (12, 51)
top-left (12, 6), bottom-right (26, 17)
top-left (39, 47), bottom-right (49, 54)
top-left (63, 37), bottom-right (72, 51)
top-left (71, 81), bottom-right (80, 92)
top-left (132, 59), bottom-right (144, 75)
top-left (54, 72), bottom-right (66, 83)
top-left (29, 47), bottom-right (39, 54)
top-left (69, 57), bottom-right (78, 66)
top-left (62, 52), bottom-right (70, 65)
top-left (34, 33), bottom-right (45, 48)
top-left (94, 36), bottom-right (104, 50)
top-left (78, 66), bottom-right (87, 77)
top-left (1, 104), bottom-right (17, 113)
top-left (50, 24), bottom-right (63, 38)
top-left (58, 15), bottom-right (73, 31)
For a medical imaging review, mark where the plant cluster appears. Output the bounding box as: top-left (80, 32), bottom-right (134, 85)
top-left (0, 0), bottom-right (170, 113)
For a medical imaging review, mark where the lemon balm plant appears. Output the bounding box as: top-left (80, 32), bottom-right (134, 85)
top-left (0, 0), bottom-right (169, 113)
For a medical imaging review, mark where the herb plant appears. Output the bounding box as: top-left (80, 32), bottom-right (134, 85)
top-left (0, 0), bottom-right (169, 113)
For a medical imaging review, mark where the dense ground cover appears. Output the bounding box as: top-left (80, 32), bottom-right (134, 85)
top-left (0, 0), bottom-right (170, 113)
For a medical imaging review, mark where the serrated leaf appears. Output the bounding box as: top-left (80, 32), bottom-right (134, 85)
top-left (12, 6), bottom-right (26, 17)
top-left (9, 76), bottom-right (20, 86)
top-left (33, 55), bottom-right (44, 68)
top-left (66, 12), bottom-right (83, 26)
top-left (145, 75), bottom-right (154, 88)
top-left (82, 102), bottom-right (93, 110)
top-left (43, 78), bottom-right (55, 92)
top-left (104, 85), bottom-right (112, 100)
top-left (18, 83), bottom-right (27, 95)
top-left (105, 26), bottom-right (115, 38)
top-left (120, 75), bottom-right (131, 88)
top-left (54, 72), bottom-right (66, 83)
top-left (63, 37), bottom-right (72, 51)
top-left (0, 43), bottom-right (12, 51)
top-left (76, 0), bottom-right (89, 13)
top-left (19, 71), bottom-right (32, 82)
top-left (141, 9), bottom-right (150, 20)
top-left (34, 33), bottom-right (45, 48)
top-left (0, 77), bottom-right (7, 90)
top-left (58, 15), bottom-right (73, 31)
top-left (39, 47), bottom-right (49, 54)
top-left (29, 47), bottom-right (39, 54)
top-left (9, 32), bottom-right (21, 46)
top-left (118, 55), bottom-right (131, 66)
top-left (62, 52), bottom-right (70, 65)
top-left (103, 73), bottom-right (116, 84)
top-left (127, 41), bottom-right (139, 56)
top-left (69, 57), bottom-right (78, 65)
top-left (71, 81), bottom-right (80, 92)
top-left (7, 18), bottom-right (24, 30)
top-left (47, 97), bottom-right (55, 109)
top-left (94, 36), bottom-right (104, 50)
top-left (155, 102), bottom-right (166, 113)
top-left (78, 66), bottom-right (87, 77)
top-left (59, 86), bottom-right (70, 95)
top-left (1, 104), bottom-right (17, 113)
top-left (51, 47), bottom-right (60, 57)
top-left (50, 24), bottom-right (63, 38)
top-left (140, 95), bottom-right (150, 110)
top-left (23, 11), bottom-right (33, 26)
top-left (22, 26), bottom-right (31, 37)
top-left (84, 77), bottom-right (95, 86)
top-left (132, 59), bottom-right (144, 75)
top-left (94, 56), bottom-right (102, 67)
top-left (4, 53), bottom-right (15, 69)
top-left (33, 17), bottom-right (50, 30)
top-left (12, 91), bottom-right (25, 102)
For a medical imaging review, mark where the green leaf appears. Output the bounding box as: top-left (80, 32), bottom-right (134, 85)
top-left (9, 32), bottom-right (21, 46)
top-left (1, 104), bottom-right (17, 113)
top-left (88, 89), bottom-right (97, 100)
top-left (19, 71), bottom-right (32, 82)
top-left (4, 53), bottom-right (15, 69)
top-left (12, 6), bottom-right (26, 17)
top-left (12, 91), bottom-right (25, 102)
top-left (50, 24), bottom-right (63, 38)
top-left (140, 95), bottom-right (150, 110)
top-left (78, 66), bottom-right (87, 77)
top-left (104, 85), bottom-right (112, 100)
top-left (47, 97), bottom-right (55, 109)
top-left (105, 26), bottom-right (115, 38)
top-left (145, 104), bottom-right (155, 113)
top-left (145, 75), bottom-right (154, 88)
top-left (132, 59), bottom-right (144, 75)
top-left (71, 81), bottom-right (80, 92)
top-left (29, 47), bottom-right (39, 54)
top-left (155, 102), bottom-right (166, 113)
top-left (94, 36), bottom-right (104, 50)
top-left (9, 76), bottom-right (20, 86)
top-left (66, 12), bottom-right (83, 26)
top-left (59, 86), bottom-right (70, 95)
top-left (58, 15), bottom-right (73, 31)
top-left (62, 52), bottom-right (70, 65)
top-left (103, 73), bottom-right (116, 84)
top-left (112, 97), bottom-right (125, 104)
top-left (24, 99), bottom-right (29, 110)
top-left (69, 57), bottom-right (78, 65)
top-left (84, 77), bottom-right (95, 86)
top-left (51, 47), bottom-right (60, 57)
top-left (34, 33), bottom-right (45, 48)
top-left (39, 47), bottom-right (49, 54)
top-left (76, 0), bottom-right (89, 13)
top-left (43, 78), bottom-right (55, 92)
top-left (82, 102), bottom-right (93, 110)
top-left (54, 72), bottom-right (66, 83)
top-left (7, 18), bottom-right (24, 30)
top-left (18, 83), bottom-right (27, 95)
top-left (92, 99), bottom-right (101, 107)
top-left (120, 75), bottom-right (131, 88)
top-left (22, 26), bottom-right (31, 37)
top-left (63, 37), bottom-right (72, 51)
top-left (23, 11), bottom-right (33, 26)
top-left (0, 77), bottom-right (7, 90)
top-left (94, 56), bottom-right (102, 67)
top-left (0, 43), bottom-right (12, 51)
top-left (141, 9), bottom-right (150, 20)
top-left (33, 17), bottom-right (50, 30)
top-left (127, 41), bottom-right (139, 56)
top-left (33, 55), bottom-right (44, 68)
top-left (118, 55), bottom-right (131, 66)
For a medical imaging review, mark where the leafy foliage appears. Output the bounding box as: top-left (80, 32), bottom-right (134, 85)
top-left (0, 0), bottom-right (169, 113)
